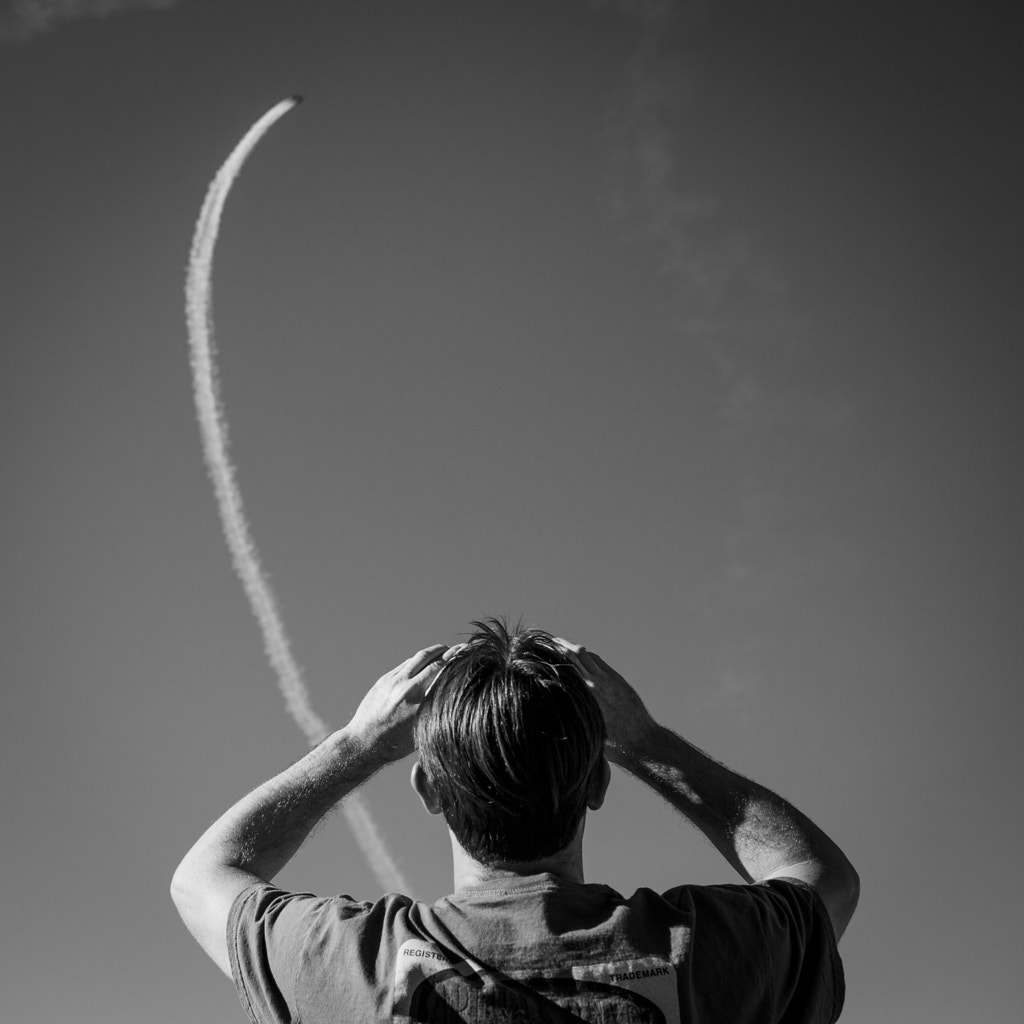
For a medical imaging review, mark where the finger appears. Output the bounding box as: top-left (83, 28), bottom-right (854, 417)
top-left (414, 659), bottom-right (451, 702)
top-left (422, 667), bottom-right (445, 698)
top-left (423, 643), bottom-right (472, 697)
top-left (552, 636), bottom-right (584, 655)
top-left (405, 644), bottom-right (449, 674)
top-left (412, 654), bottom-right (448, 680)
top-left (415, 661), bottom-right (445, 685)
top-left (552, 637), bottom-right (596, 673)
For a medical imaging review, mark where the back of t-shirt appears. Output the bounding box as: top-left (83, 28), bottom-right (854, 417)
top-left (228, 872), bottom-right (843, 1024)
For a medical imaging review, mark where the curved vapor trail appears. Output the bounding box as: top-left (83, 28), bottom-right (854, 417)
top-left (184, 96), bottom-right (411, 896)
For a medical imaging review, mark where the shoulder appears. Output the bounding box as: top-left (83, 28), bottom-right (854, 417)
top-left (646, 880), bottom-right (844, 1023)
top-left (671, 879), bottom-right (845, 1021)
top-left (228, 884), bottom-right (420, 984)
top-left (653, 879), bottom-right (841, 974)
top-left (229, 883), bottom-right (415, 944)
top-left (662, 876), bottom-right (827, 913)
top-left (228, 885), bottom-right (420, 1022)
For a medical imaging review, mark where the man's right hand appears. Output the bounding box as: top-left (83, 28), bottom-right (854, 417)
top-left (553, 639), bottom-right (656, 763)
top-left (556, 637), bottom-right (859, 940)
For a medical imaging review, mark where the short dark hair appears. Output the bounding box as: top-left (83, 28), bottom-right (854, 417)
top-left (415, 618), bottom-right (607, 865)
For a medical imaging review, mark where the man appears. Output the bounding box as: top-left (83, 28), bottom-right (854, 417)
top-left (171, 619), bottom-right (858, 1023)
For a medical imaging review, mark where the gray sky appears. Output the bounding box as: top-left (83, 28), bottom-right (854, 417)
top-left (2, 1), bottom-right (1022, 1021)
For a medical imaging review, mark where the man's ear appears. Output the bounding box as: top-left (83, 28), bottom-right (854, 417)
top-left (411, 761), bottom-right (444, 815)
top-left (587, 756), bottom-right (612, 811)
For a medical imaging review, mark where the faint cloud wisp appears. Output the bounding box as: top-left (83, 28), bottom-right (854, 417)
top-left (596, 1), bottom-right (860, 701)
top-left (0, 0), bottom-right (178, 42)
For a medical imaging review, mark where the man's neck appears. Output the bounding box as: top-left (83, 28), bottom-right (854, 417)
top-left (450, 834), bottom-right (585, 892)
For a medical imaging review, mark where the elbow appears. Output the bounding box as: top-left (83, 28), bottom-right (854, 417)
top-left (170, 861), bottom-right (211, 944)
top-left (170, 867), bottom-right (189, 912)
top-left (835, 850), bottom-right (860, 911)
top-left (842, 861), bottom-right (861, 917)
top-left (170, 859), bottom-right (201, 915)
top-left (826, 859), bottom-right (860, 941)
top-left (773, 853), bottom-right (860, 940)
top-left (170, 866), bottom-right (186, 900)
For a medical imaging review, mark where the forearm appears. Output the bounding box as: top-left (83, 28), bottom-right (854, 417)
top-left (615, 722), bottom-right (856, 889)
top-left (175, 726), bottom-right (383, 882)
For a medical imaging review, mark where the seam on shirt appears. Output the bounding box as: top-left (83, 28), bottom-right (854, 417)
top-left (227, 883), bottom-right (271, 1024)
top-left (758, 877), bottom-right (845, 1023)
top-left (442, 877), bottom-right (617, 901)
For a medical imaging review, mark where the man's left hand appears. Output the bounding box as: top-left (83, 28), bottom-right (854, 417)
top-left (346, 644), bottom-right (448, 763)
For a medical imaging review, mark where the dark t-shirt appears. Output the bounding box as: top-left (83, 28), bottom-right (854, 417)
top-left (228, 873), bottom-right (844, 1024)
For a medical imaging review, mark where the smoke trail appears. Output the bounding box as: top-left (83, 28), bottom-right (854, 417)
top-left (0, 0), bottom-right (179, 43)
top-left (184, 97), bottom-right (411, 896)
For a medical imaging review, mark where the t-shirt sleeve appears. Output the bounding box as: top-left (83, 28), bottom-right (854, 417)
top-left (752, 878), bottom-right (845, 1024)
top-left (227, 883), bottom-right (373, 1024)
top-left (664, 877), bottom-right (844, 1024)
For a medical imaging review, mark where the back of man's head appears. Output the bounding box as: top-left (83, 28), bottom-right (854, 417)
top-left (415, 618), bottom-right (607, 865)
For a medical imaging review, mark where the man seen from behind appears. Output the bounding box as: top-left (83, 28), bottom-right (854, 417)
top-left (171, 618), bottom-right (859, 1023)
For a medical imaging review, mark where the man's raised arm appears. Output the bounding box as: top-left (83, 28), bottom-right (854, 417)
top-left (555, 640), bottom-right (860, 941)
top-left (170, 644), bottom-right (448, 977)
